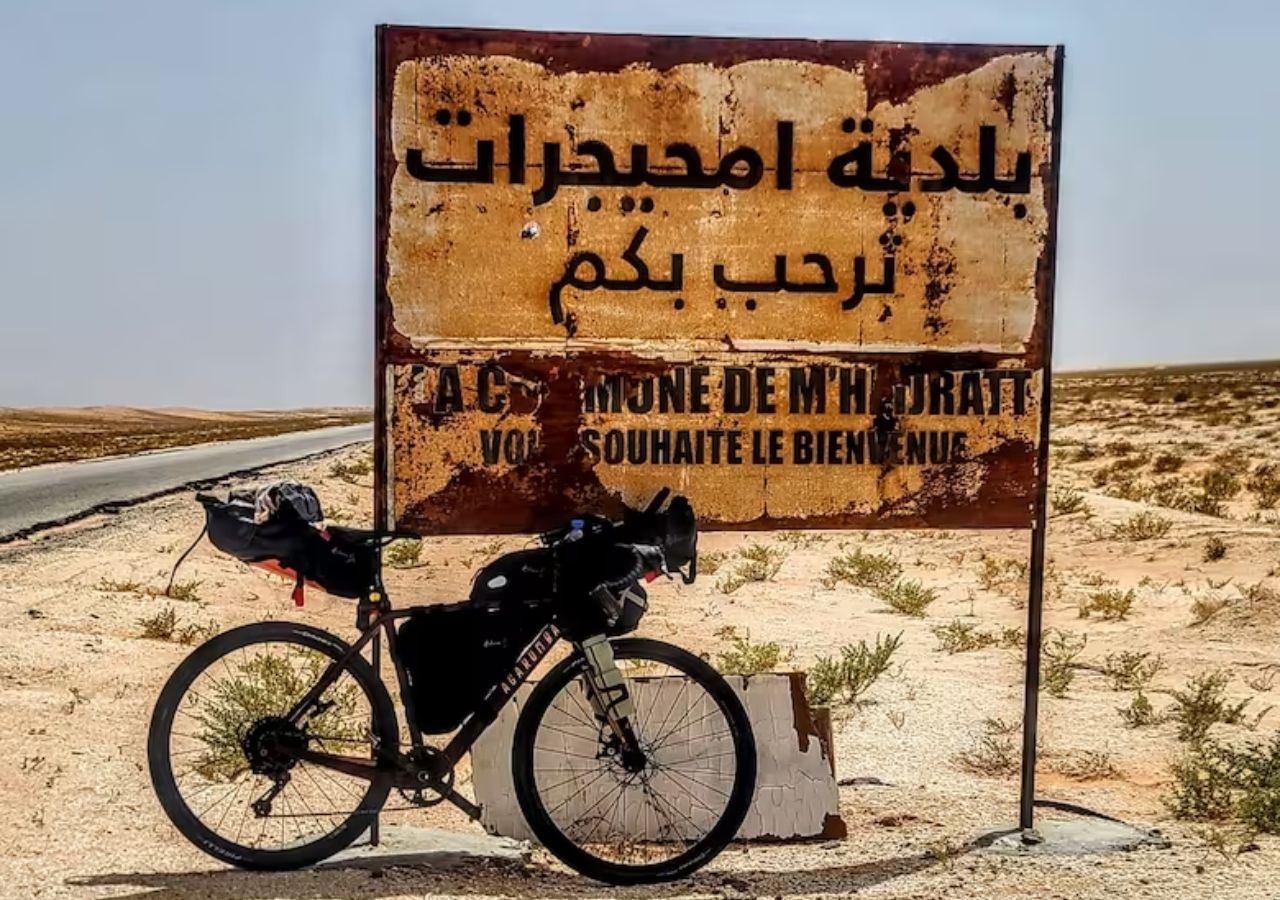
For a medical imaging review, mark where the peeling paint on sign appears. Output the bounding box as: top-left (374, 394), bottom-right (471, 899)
top-left (375, 27), bottom-right (1063, 534)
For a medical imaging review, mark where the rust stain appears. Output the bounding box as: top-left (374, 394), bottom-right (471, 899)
top-left (821, 813), bottom-right (850, 840)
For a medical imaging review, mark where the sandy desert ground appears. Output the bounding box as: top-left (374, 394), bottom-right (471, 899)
top-left (0, 407), bottom-right (372, 471)
top-left (3, 363), bottom-right (1280, 899)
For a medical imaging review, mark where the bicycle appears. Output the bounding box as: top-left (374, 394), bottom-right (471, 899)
top-left (147, 488), bottom-right (757, 884)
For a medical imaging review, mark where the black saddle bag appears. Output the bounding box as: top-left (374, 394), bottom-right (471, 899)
top-left (199, 494), bottom-right (374, 600)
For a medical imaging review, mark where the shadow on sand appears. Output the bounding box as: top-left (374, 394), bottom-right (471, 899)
top-left (68, 832), bottom-right (1014, 900)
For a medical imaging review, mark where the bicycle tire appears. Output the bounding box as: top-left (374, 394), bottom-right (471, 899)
top-left (512, 637), bottom-right (756, 884)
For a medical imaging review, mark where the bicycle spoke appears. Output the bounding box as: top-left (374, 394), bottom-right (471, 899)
top-left (527, 648), bottom-right (745, 873)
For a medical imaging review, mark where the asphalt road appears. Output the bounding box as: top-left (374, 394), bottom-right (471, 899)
top-left (0, 424), bottom-right (372, 540)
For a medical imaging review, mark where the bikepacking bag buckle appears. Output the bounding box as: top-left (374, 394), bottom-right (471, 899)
top-left (580, 635), bottom-right (636, 722)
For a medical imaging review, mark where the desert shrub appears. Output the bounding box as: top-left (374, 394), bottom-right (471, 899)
top-left (1049, 484), bottom-right (1089, 516)
top-left (982, 716), bottom-right (1021, 735)
top-left (1202, 468), bottom-right (1243, 504)
top-left (955, 720), bottom-right (1019, 776)
top-left (139, 606), bottom-right (178, 640)
top-left (1152, 478), bottom-right (1199, 512)
top-left (931, 620), bottom-right (997, 654)
top-left (1091, 464), bottom-right (1116, 488)
top-left (956, 735), bottom-right (1018, 776)
top-left (806, 632), bottom-right (902, 706)
top-left (329, 455), bottom-right (373, 483)
top-left (1109, 477), bottom-right (1154, 502)
top-left (714, 626), bottom-right (793, 675)
top-left (1042, 629), bottom-right (1087, 698)
top-left (1078, 588), bottom-right (1136, 621)
top-left (384, 538), bottom-right (423, 568)
top-left (1079, 570), bottom-right (1112, 588)
top-left (1168, 671), bottom-right (1254, 743)
top-left (97, 577), bottom-right (143, 593)
top-left (139, 605), bottom-right (216, 645)
top-left (777, 531), bottom-right (827, 547)
top-left (822, 548), bottom-right (901, 590)
top-left (1248, 464), bottom-right (1280, 510)
top-left (176, 621), bottom-right (220, 646)
top-left (1071, 444), bottom-right (1099, 462)
top-left (1105, 440), bottom-right (1137, 456)
top-left (717, 543), bottom-right (786, 594)
top-left (875, 579), bottom-right (937, 617)
top-left (164, 580), bottom-right (203, 603)
top-left (1111, 453), bottom-right (1151, 473)
top-left (1118, 691), bottom-right (1162, 728)
top-left (1152, 452), bottom-right (1185, 474)
top-left (977, 556), bottom-right (1027, 591)
top-left (1102, 651), bottom-right (1164, 691)
top-left (1214, 446), bottom-right (1252, 470)
top-left (1167, 734), bottom-right (1280, 834)
top-left (1203, 536), bottom-right (1228, 562)
top-left (1113, 511), bottom-right (1172, 541)
top-left (1053, 750), bottom-right (1119, 781)
top-left (999, 626), bottom-right (1026, 648)
top-left (698, 550), bottom-right (728, 575)
top-left (189, 647), bottom-right (365, 781)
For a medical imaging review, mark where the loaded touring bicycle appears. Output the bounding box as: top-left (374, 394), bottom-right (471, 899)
top-left (147, 485), bottom-right (756, 884)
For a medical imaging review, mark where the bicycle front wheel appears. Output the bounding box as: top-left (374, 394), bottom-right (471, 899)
top-left (147, 621), bottom-right (398, 870)
top-left (512, 637), bottom-right (756, 884)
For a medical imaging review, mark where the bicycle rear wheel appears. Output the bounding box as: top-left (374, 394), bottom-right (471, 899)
top-left (512, 637), bottom-right (756, 884)
top-left (147, 621), bottom-right (398, 870)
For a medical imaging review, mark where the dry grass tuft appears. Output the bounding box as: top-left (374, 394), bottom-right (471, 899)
top-left (714, 626), bottom-right (793, 675)
top-left (821, 548), bottom-right (901, 590)
top-left (875, 579), bottom-right (938, 617)
top-left (717, 543), bottom-right (787, 594)
top-left (1078, 588), bottom-right (1137, 621)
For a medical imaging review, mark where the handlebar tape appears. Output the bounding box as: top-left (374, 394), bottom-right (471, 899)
top-left (596, 546), bottom-right (647, 592)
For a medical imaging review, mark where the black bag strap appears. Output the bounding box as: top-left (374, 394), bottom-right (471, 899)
top-left (165, 522), bottom-right (208, 597)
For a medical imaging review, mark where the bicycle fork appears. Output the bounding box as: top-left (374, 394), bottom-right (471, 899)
top-left (579, 636), bottom-right (647, 770)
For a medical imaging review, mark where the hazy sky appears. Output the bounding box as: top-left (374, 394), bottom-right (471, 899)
top-left (1, 0), bottom-right (1276, 408)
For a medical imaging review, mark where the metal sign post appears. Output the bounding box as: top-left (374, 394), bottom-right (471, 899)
top-left (1017, 47), bottom-right (1063, 834)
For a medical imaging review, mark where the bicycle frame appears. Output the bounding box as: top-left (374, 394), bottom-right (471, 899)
top-left (281, 595), bottom-right (566, 818)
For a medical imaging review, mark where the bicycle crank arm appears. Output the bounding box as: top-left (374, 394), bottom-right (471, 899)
top-left (443, 787), bottom-right (482, 820)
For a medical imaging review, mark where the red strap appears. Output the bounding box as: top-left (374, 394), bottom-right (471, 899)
top-left (291, 573), bottom-right (305, 607)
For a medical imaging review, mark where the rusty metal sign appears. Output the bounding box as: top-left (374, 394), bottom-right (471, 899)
top-left (375, 27), bottom-right (1063, 534)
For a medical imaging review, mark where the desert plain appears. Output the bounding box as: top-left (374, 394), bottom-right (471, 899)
top-left (3, 362), bottom-right (1280, 898)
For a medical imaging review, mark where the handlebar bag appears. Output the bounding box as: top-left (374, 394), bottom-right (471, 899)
top-left (199, 494), bottom-right (373, 599)
top-left (469, 548), bottom-right (555, 606)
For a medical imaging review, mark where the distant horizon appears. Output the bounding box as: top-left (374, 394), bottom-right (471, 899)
top-left (3, 355), bottom-right (1276, 413)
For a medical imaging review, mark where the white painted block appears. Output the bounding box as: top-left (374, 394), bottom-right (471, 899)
top-left (471, 672), bottom-right (844, 842)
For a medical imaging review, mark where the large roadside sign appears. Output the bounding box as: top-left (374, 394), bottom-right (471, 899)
top-left (375, 27), bottom-right (1063, 534)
